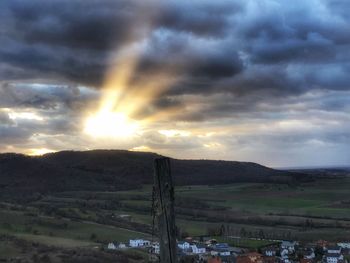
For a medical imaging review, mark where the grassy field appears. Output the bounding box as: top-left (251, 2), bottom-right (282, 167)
top-left (0, 209), bottom-right (150, 248)
top-left (114, 177), bottom-right (350, 241)
top-left (1, 176), bottom-right (350, 251)
top-left (119, 178), bottom-right (350, 219)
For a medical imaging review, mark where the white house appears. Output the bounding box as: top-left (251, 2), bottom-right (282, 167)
top-left (263, 247), bottom-right (278, 256)
top-left (211, 249), bottom-right (231, 256)
top-left (151, 243), bottom-right (160, 254)
top-left (325, 253), bottom-right (344, 263)
top-left (107, 242), bottom-right (117, 250)
top-left (191, 244), bottom-right (206, 254)
top-left (338, 243), bottom-right (350, 249)
top-left (178, 241), bottom-right (191, 251)
top-left (129, 239), bottom-right (151, 247)
top-left (327, 247), bottom-right (342, 254)
top-left (281, 241), bottom-right (297, 253)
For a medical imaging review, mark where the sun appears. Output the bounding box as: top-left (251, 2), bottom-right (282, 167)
top-left (84, 110), bottom-right (140, 138)
top-left (28, 148), bottom-right (55, 156)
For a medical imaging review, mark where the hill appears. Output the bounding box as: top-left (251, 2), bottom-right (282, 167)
top-left (0, 150), bottom-right (308, 197)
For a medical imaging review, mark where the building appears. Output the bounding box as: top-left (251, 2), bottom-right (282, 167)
top-left (281, 241), bottom-right (298, 253)
top-left (150, 243), bottom-right (160, 254)
top-left (129, 239), bottom-right (151, 247)
top-left (324, 252), bottom-right (344, 263)
top-left (178, 241), bottom-right (191, 251)
top-left (262, 247), bottom-right (278, 257)
top-left (338, 243), bottom-right (350, 249)
top-left (327, 246), bottom-right (342, 254)
top-left (211, 249), bottom-right (231, 257)
top-left (107, 242), bottom-right (117, 250)
top-left (298, 248), bottom-right (315, 259)
top-left (191, 244), bottom-right (206, 254)
top-left (208, 256), bottom-right (222, 263)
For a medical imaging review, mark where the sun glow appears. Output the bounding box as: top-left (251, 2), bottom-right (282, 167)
top-left (84, 110), bottom-right (140, 138)
top-left (83, 3), bottom-right (178, 140)
top-left (28, 148), bottom-right (55, 156)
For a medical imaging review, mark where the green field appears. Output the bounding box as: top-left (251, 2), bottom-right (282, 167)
top-left (0, 209), bottom-right (150, 248)
top-left (114, 177), bottom-right (350, 241)
top-left (1, 176), bottom-right (350, 252)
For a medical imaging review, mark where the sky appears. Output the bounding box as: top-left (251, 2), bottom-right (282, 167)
top-left (0, 0), bottom-right (349, 168)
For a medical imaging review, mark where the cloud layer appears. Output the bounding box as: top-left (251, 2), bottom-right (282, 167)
top-left (0, 0), bottom-right (349, 167)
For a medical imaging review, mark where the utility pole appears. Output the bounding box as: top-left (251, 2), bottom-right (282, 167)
top-left (154, 157), bottom-right (177, 263)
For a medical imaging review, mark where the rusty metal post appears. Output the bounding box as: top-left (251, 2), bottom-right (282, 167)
top-left (154, 158), bottom-right (177, 263)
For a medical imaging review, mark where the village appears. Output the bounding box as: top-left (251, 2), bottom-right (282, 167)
top-left (107, 237), bottom-right (350, 263)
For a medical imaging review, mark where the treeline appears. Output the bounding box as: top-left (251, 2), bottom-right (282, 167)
top-left (0, 150), bottom-right (310, 197)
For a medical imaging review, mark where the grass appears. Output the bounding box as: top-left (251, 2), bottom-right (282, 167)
top-left (0, 241), bottom-right (21, 259)
top-left (108, 178), bottom-right (350, 241)
top-left (214, 236), bottom-right (278, 249)
top-left (0, 209), bottom-right (151, 247)
top-left (14, 233), bottom-right (96, 248)
top-left (175, 179), bottom-right (350, 218)
top-left (1, 177), bottom-right (350, 248)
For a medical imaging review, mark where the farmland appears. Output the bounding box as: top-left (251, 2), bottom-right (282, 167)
top-left (0, 168), bottom-right (349, 261)
top-left (1, 174), bottom-right (350, 245)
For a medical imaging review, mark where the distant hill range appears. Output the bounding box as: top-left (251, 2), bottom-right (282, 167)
top-left (0, 150), bottom-right (309, 196)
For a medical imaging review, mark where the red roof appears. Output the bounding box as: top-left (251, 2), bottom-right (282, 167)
top-left (208, 256), bottom-right (222, 263)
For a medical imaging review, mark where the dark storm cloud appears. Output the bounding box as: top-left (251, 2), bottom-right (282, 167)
top-left (156, 1), bottom-right (241, 37)
top-left (135, 29), bottom-right (243, 81)
top-left (0, 0), bottom-right (245, 88)
top-left (0, 82), bottom-right (98, 110)
top-left (1, 0), bottom-right (348, 99)
top-left (0, 0), bottom-right (350, 166)
top-left (0, 0), bottom-right (145, 86)
top-left (2, 0), bottom-right (135, 50)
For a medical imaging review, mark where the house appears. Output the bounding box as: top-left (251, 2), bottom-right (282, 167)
top-left (327, 246), bottom-right (342, 254)
top-left (211, 249), bottom-right (231, 257)
top-left (150, 243), bottom-right (160, 254)
top-left (298, 248), bottom-right (315, 259)
top-left (107, 242), bottom-right (117, 250)
top-left (281, 241), bottom-right (297, 253)
top-left (324, 252), bottom-right (344, 263)
top-left (338, 243), bottom-right (350, 249)
top-left (129, 239), bottom-right (151, 247)
top-left (178, 241), bottom-right (191, 251)
top-left (262, 247), bottom-right (278, 257)
top-left (214, 243), bottom-right (230, 250)
top-left (208, 256), bottom-right (222, 263)
top-left (191, 244), bottom-right (206, 254)
top-left (210, 243), bottom-right (240, 257)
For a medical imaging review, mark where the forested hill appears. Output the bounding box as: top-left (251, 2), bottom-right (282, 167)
top-left (0, 150), bottom-right (308, 196)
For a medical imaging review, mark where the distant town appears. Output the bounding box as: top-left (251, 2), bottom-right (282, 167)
top-left (107, 237), bottom-right (350, 263)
